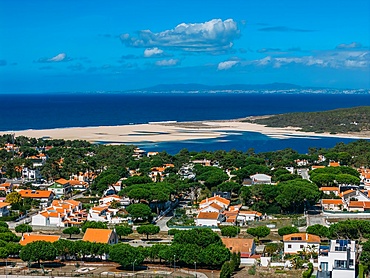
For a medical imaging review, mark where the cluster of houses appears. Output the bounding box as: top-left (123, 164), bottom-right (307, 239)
top-left (195, 195), bottom-right (263, 227)
top-left (320, 166), bottom-right (370, 212)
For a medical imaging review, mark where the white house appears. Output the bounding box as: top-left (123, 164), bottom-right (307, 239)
top-left (0, 202), bottom-right (10, 217)
top-left (31, 199), bottom-right (85, 227)
top-left (195, 211), bottom-right (224, 227)
top-left (317, 239), bottom-right (356, 278)
top-left (87, 205), bottom-right (122, 222)
top-left (321, 199), bottom-right (344, 211)
top-left (99, 195), bottom-right (130, 206)
top-left (22, 167), bottom-right (42, 180)
top-left (283, 233), bottom-right (320, 254)
top-left (19, 189), bottom-right (54, 208)
top-left (237, 210), bottom-right (263, 224)
top-left (83, 228), bottom-right (118, 245)
top-left (250, 174), bottom-right (272, 185)
top-left (319, 187), bottom-right (340, 196)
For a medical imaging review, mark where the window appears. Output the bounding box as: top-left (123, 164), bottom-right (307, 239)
top-left (288, 244), bottom-right (292, 248)
top-left (334, 260), bottom-right (347, 269)
top-left (300, 245), bottom-right (304, 248)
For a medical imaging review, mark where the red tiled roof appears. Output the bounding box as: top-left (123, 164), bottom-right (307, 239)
top-left (283, 233), bottom-right (320, 243)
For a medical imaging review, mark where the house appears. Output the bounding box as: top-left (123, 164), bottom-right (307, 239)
top-left (87, 205), bottom-right (123, 224)
top-left (199, 196), bottom-right (230, 210)
top-left (329, 161), bottom-right (340, 167)
top-left (99, 195), bottom-right (130, 206)
top-left (195, 211), bottom-right (224, 227)
top-left (319, 187), bottom-right (340, 196)
top-left (0, 202), bottom-right (10, 217)
top-left (321, 199), bottom-right (344, 211)
top-left (20, 233), bottom-right (61, 246)
top-left (149, 164), bottom-right (175, 182)
top-left (222, 238), bottom-right (256, 265)
top-left (19, 189), bottom-right (54, 208)
top-left (283, 233), bottom-right (320, 254)
top-left (48, 178), bottom-right (71, 197)
top-left (147, 152), bottom-right (159, 157)
top-left (132, 148), bottom-right (146, 159)
top-left (83, 228), bottom-right (118, 244)
top-left (250, 174), bottom-right (272, 185)
top-left (317, 239), bottom-right (356, 278)
top-left (347, 201), bottom-right (370, 212)
top-left (68, 180), bottom-right (89, 191)
top-left (22, 167), bottom-right (42, 180)
top-left (237, 210), bottom-right (263, 224)
top-left (31, 199), bottom-right (85, 227)
top-left (0, 182), bottom-right (13, 194)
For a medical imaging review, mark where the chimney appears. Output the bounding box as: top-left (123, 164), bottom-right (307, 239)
top-left (306, 233), bottom-right (308, 240)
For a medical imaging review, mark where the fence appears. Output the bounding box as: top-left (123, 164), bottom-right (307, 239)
top-left (1, 269), bottom-right (195, 278)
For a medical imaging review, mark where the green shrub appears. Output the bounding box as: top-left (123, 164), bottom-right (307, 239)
top-left (248, 265), bottom-right (256, 275)
top-left (302, 263), bottom-right (313, 278)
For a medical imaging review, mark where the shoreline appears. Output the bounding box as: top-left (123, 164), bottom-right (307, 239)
top-left (1, 119), bottom-right (370, 144)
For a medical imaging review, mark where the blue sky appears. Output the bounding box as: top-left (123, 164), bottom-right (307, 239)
top-left (0, 0), bottom-right (369, 93)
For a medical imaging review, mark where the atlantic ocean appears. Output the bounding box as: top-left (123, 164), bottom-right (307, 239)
top-left (1, 92), bottom-right (370, 154)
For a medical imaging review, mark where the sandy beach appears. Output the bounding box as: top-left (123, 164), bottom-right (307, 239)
top-left (1, 120), bottom-right (370, 144)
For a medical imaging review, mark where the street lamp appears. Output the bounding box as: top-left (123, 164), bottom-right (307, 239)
top-left (173, 255), bottom-right (176, 272)
top-left (133, 259), bottom-right (136, 276)
top-left (194, 261), bottom-right (197, 278)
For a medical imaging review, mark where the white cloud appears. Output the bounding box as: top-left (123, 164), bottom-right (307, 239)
top-left (121, 19), bottom-right (240, 53)
top-left (144, 47), bottom-right (164, 57)
top-left (37, 53), bottom-right (71, 63)
top-left (336, 42), bottom-right (362, 49)
top-left (48, 53), bottom-right (66, 62)
top-left (248, 49), bottom-right (369, 69)
top-left (217, 60), bottom-right (239, 70)
top-left (155, 59), bottom-right (180, 66)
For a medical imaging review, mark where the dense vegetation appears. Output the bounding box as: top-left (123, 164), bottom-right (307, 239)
top-left (244, 106), bottom-right (370, 134)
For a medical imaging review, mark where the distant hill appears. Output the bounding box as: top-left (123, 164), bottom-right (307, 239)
top-left (140, 82), bottom-right (303, 91)
top-left (244, 106), bottom-right (370, 134)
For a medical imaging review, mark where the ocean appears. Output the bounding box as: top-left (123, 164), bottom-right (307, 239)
top-left (1, 92), bottom-right (370, 154)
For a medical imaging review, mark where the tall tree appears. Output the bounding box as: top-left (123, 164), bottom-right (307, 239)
top-left (20, 240), bottom-right (57, 266)
top-left (136, 224), bottom-right (160, 240)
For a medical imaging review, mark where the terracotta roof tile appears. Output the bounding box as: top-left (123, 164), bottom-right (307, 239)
top-left (20, 234), bottom-right (60, 246)
top-left (283, 233), bottom-right (320, 243)
top-left (197, 211), bottom-right (220, 219)
top-left (222, 238), bottom-right (255, 257)
top-left (82, 228), bottom-right (113, 243)
top-left (322, 199), bottom-right (343, 205)
top-left (19, 190), bottom-right (52, 199)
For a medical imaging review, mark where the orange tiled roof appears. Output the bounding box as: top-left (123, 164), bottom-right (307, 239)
top-left (0, 202), bottom-right (10, 208)
top-left (91, 206), bottom-right (108, 212)
top-left (0, 183), bottom-right (11, 188)
top-left (319, 187), bottom-right (339, 192)
top-left (199, 196), bottom-right (230, 206)
top-left (329, 162), bottom-right (340, 167)
top-left (283, 233), bottom-right (320, 243)
top-left (239, 210), bottom-right (262, 217)
top-left (348, 201), bottom-right (370, 208)
top-left (208, 203), bottom-right (223, 211)
top-left (322, 199), bottom-right (343, 205)
top-left (339, 190), bottom-right (355, 197)
top-left (197, 211), bottom-right (220, 219)
top-left (222, 238), bottom-right (255, 256)
top-left (20, 234), bottom-right (60, 246)
top-left (312, 166), bottom-right (325, 169)
top-left (55, 178), bottom-right (69, 185)
top-left (82, 228), bottom-right (113, 243)
top-left (19, 190), bottom-right (52, 199)
top-left (68, 180), bottom-right (88, 186)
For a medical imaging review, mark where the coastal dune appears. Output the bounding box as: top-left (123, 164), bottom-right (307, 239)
top-left (2, 120), bottom-right (370, 144)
